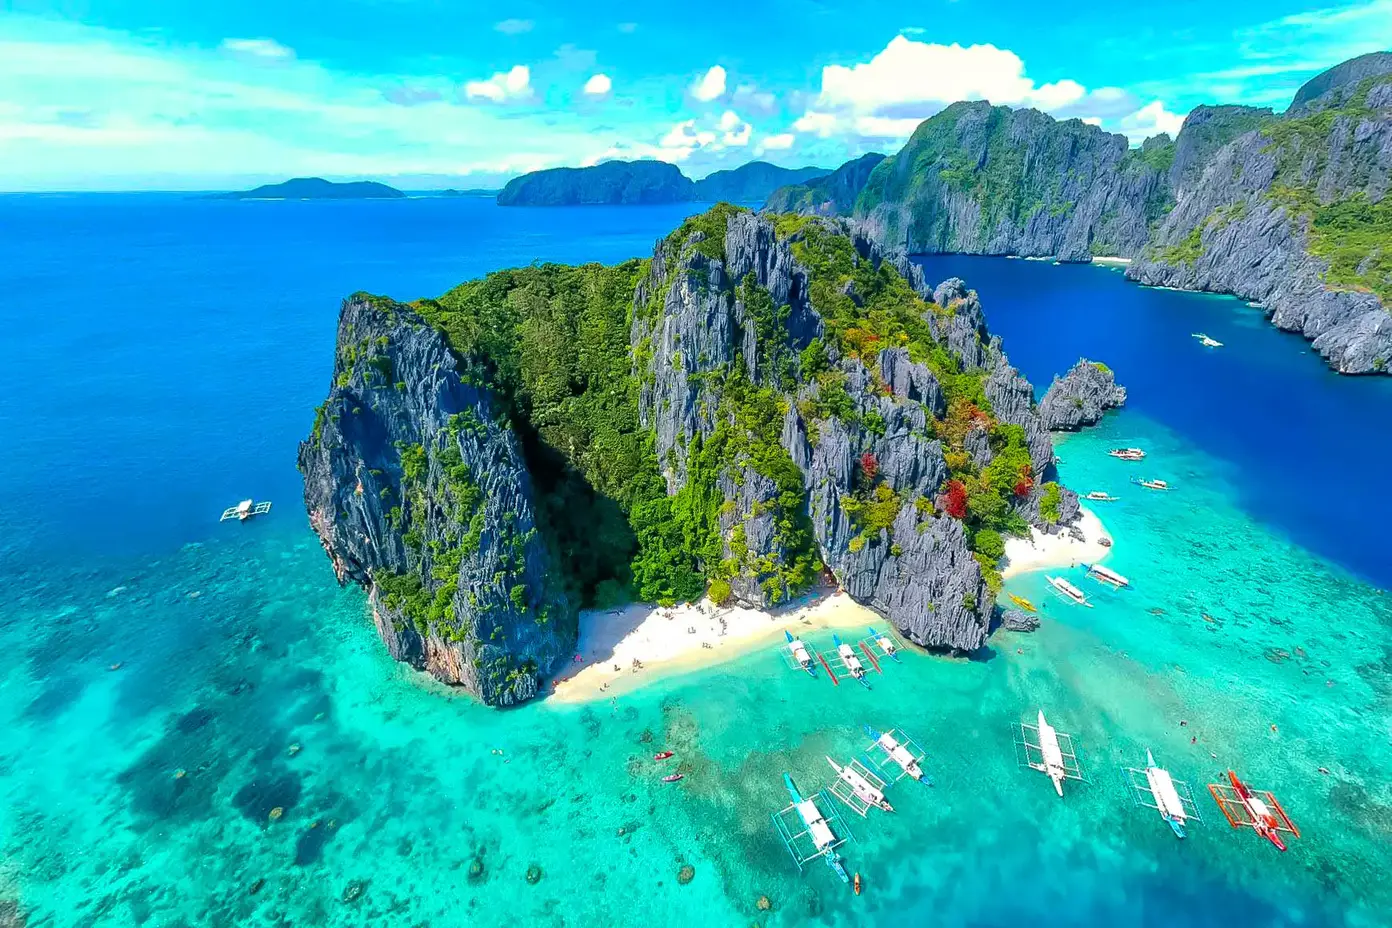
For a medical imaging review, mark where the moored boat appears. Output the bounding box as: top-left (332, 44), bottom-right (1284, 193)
top-left (1007, 594), bottom-right (1037, 613)
top-left (1084, 491), bottom-right (1118, 501)
top-left (1108, 448), bottom-right (1146, 461)
top-left (654, 751), bottom-right (674, 761)
top-left (1083, 563), bottom-right (1130, 588)
top-left (1132, 478), bottom-right (1170, 490)
top-left (662, 773), bottom-right (684, 783)
top-left (1046, 575), bottom-right (1091, 607)
top-left (1192, 332), bottom-right (1224, 347)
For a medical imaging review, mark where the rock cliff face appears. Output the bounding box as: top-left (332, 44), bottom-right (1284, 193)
top-left (302, 206), bottom-right (1083, 701)
top-left (851, 101), bottom-right (1170, 261)
top-left (497, 160), bottom-right (696, 206)
top-left (1129, 63), bottom-right (1392, 373)
top-left (298, 296), bottom-right (574, 706)
top-left (1039, 360), bottom-right (1127, 431)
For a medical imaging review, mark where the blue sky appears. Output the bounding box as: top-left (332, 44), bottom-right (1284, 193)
top-left (2, 0), bottom-right (1390, 190)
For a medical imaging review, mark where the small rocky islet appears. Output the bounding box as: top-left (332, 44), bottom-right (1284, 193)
top-left (299, 205), bottom-right (1109, 705)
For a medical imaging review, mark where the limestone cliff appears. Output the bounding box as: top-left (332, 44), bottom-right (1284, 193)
top-left (1039, 360), bottom-right (1127, 431)
top-left (302, 206), bottom-right (1083, 701)
top-left (763, 153), bottom-right (887, 216)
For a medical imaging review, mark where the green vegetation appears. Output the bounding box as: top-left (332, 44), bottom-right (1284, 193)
top-left (1159, 225), bottom-right (1205, 266)
top-left (1039, 483), bottom-right (1063, 524)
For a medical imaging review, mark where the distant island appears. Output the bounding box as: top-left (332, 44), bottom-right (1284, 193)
top-left (496, 159), bottom-right (831, 207)
top-left (213, 177), bottom-right (406, 200)
top-left (431, 188), bottom-right (500, 198)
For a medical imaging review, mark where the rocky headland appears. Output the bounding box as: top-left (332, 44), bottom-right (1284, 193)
top-left (300, 205), bottom-right (1083, 704)
top-left (496, 160), bottom-right (831, 206)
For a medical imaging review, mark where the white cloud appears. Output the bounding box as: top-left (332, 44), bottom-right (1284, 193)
top-left (792, 111), bottom-right (839, 137)
top-left (583, 73), bottom-right (612, 96)
top-left (494, 19), bottom-right (534, 35)
top-left (691, 65), bottom-right (727, 103)
top-left (718, 110), bottom-right (741, 131)
top-left (1117, 100), bottom-right (1186, 142)
top-left (758, 133), bottom-right (795, 151)
top-left (732, 84), bottom-right (777, 115)
top-left (220, 38), bottom-right (294, 61)
top-left (464, 65), bottom-right (532, 103)
top-left (1082, 116), bottom-right (1103, 126)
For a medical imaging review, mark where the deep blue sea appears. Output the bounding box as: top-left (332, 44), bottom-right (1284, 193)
top-left (2, 195), bottom-right (1389, 928)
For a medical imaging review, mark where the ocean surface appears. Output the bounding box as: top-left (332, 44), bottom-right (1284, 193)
top-left (2, 194), bottom-right (1390, 928)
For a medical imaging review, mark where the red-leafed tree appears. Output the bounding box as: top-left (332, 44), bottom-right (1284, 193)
top-left (859, 451), bottom-right (880, 482)
top-left (941, 479), bottom-right (968, 519)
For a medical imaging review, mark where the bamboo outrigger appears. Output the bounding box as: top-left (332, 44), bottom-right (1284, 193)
top-left (863, 725), bottom-right (931, 785)
top-left (771, 774), bottom-right (853, 882)
top-left (1123, 750), bottom-right (1203, 838)
top-left (1016, 710), bottom-right (1084, 797)
top-left (1208, 770), bottom-right (1299, 851)
top-left (220, 499), bottom-right (272, 522)
top-left (825, 756), bottom-right (893, 816)
top-left (1083, 563), bottom-right (1130, 589)
top-left (860, 626), bottom-right (902, 663)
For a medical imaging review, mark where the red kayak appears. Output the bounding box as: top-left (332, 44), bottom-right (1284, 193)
top-left (654, 751), bottom-right (674, 761)
top-left (662, 773), bottom-right (684, 783)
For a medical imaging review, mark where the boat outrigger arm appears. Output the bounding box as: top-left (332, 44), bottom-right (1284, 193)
top-left (825, 756), bottom-right (893, 816)
top-left (770, 774), bottom-right (853, 882)
top-left (221, 499), bottom-right (272, 521)
top-left (862, 726), bottom-right (931, 785)
top-left (1123, 749), bottom-right (1203, 838)
top-left (782, 630), bottom-right (817, 677)
top-left (1208, 771), bottom-right (1299, 851)
top-left (860, 627), bottom-right (903, 663)
top-left (1016, 711), bottom-right (1085, 797)
top-left (821, 634), bottom-right (877, 688)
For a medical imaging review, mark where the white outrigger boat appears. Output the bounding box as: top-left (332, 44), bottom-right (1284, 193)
top-left (1123, 749), bottom-right (1202, 838)
top-left (1082, 563), bottom-right (1130, 589)
top-left (861, 626), bottom-right (902, 663)
top-left (826, 756), bottom-right (894, 816)
top-left (821, 634), bottom-right (873, 688)
top-left (1108, 447), bottom-right (1146, 461)
top-left (1084, 491), bottom-right (1118, 502)
top-left (783, 630), bottom-right (817, 677)
top-left (220, 499), bottom-right (272, 522)
top-left (1192, 332), bottom-right (1224, 348)
top-left (771, 774), bottom-right (853, 882)
top-left (863, 726), bottom-right (931, 785)
top-left (1016, 710), bottom-right (1084, 797)
top-left (1046, 575), bottom-right (1092, 607)
top-left (1131, 477), bottom-right (1171, 491)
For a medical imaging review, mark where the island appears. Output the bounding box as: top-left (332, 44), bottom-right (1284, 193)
top-left (299, 205), bottom-right (1101, 706)
top-left (767, 52), bottom-right (1392, 375)
top-left (495, 159), bottom-right (833, 206)
top-left (213, 177), bottom-right (406, 200)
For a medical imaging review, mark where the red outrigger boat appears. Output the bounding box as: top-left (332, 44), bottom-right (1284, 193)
top-left (1208, 770), bottom-right (1300, 851)
top-left (654, 751), bottom-right (674, 761)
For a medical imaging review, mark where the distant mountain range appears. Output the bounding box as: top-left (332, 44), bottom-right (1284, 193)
top-left (213, 177), bottom-right (406, 200)
top-left (765, 51), bottom-right (1392, 376)
top-left (495, 160), bottom-right (831, 206)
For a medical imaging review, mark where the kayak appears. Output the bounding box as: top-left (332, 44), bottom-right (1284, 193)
top-left (1008, 594), bottom-right (1037, 613)
top-left (661, 773), bottom-right (684, 783)
top-left (654, 751), bottom-right (674, 761)
top-left (854, 872), bottom-right (861, 895)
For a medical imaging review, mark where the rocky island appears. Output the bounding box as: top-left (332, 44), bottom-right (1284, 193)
top-left (299, 205), bottom-right (1084, 705)
top-left (767, 52), bottom-right (1392, 375)
top-left (1038, 360), bottom-right (1127, 431)
top-left (214, 177), bottom-right (405, 200)
top-left (496, 159), bottom-right (830, 206)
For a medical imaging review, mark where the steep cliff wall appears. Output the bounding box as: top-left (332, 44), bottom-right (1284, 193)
top-left (1129, 69), bottom-right (1392, 373)
top-left (297, 297), bottom-right (574, 706)
top-left (764, 153), bottom-right (887, 216)
top-left (852, 101), bottom-right (1170, 261)
top-left (302, 206), bottom-right (1084, 700)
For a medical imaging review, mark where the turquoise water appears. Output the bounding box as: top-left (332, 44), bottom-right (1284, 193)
top-left (2, 196), bottom-right (1390, 927)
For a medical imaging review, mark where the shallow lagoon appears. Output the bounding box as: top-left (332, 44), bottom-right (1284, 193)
top-left (2, 197), bottom-right (1389, 927)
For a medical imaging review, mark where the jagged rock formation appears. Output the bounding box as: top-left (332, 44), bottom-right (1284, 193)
top-left (302, 206), bottom-right (1083, 702)
top-left (1129, 58), bottom-right (1392, 373)
top-left (1039, 360), bottom-right (1127, 431)
top-left (852, 101), bottom-right (1171, 261)
top-left (693, 162), bottom-right (830, 203)
top-left (764, 153), bottom-right (887, 215)
top-left (298, 296), bottom-right (574, 706)
top-left (497, 160), bottom-right (695, 206)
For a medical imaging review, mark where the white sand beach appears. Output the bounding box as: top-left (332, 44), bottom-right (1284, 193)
top-left (1001, 505), bottom-right (1113, 579)
top-left (549, 589), bottom-right (879, 703)
top-left (1090, 256), bottom-right (1133, 267)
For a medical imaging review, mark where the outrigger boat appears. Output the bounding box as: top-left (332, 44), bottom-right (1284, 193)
top-left (1007, 594), bottom-right (1037, 613)
top-left (1016, 710), bottom-right (1084, 797)
top-left (662, 773), bottom-right (684, 783)
top-left (862, 726), bottom-right (931, 785)
top-left (820, 634), bottom-right (875, 688)
top-left (1082, 563), bottom-right (1130, 589)
top-left (1123, 750), bottom-right (1203, 838)
top-left (1208, 770), bottom-right (1300, 851)
top-left (1084, 491), bottom-right (1119, 502)
top-left (1132, 478), bottom-right (1170, 491)
top-left (1046, 575), bottom-right (1092, 607)
top-left (1192, 332), bottom-right (1224, 348)
top-left (862, 627), bottom-right (902, 663)
top-left (220, 499), bottom-right (272, 522)
top-left (770, 774), bottom-right (852, 882)
top-left (826, 756), bottom-right (894, 816)
top-left (783, 630), bottom-right (817, 677)
top-left (653, 751), bottom-right (674, 761)
top-left (1108, 448), bottom-right (1146, 461)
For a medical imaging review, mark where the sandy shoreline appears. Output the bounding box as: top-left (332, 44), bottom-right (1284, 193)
top-left (548, 590), bottom-right (879, 703)
top-left (1001, 505), bottom-right (1112, 580)
top-left (548, 506), bottom-right (1115, 703)
top-left (1090, 255), bottom-right (1133, 267)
